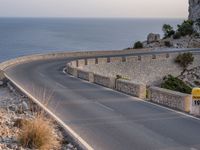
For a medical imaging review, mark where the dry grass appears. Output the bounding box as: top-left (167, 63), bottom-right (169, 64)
top-left (18, 115), bottom-right (60, 150)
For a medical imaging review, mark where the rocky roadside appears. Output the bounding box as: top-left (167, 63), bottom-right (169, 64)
top-left (142, 33), bottom-right (200, 49)
top-left (179, 66), bottom-right (200, 88)
top-left (0, 83), bottom-right (79, 150)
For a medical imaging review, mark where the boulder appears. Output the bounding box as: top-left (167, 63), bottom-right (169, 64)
top-left (147, 33), bottom-right (160, 44)
top-left (22, 101), bottom-right (29, 111)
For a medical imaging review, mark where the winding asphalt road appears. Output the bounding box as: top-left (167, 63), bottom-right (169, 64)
top-left (4, 50), bottom-right (200, 150)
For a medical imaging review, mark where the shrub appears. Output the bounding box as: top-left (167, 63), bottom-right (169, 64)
top-left (116, 75), bottom-right (129, 80)
top-left (18, 115), bottom-right (59, 150)
top-left (162, 24), bottom-right (175, 38)
top-left (173, 32), bottom-right (181, 39)
top-left (164, 41), bottom-right (171, 47)
top-left (161, 75), bottom-right (192, 94)
top-left (134, 41), bottom-right (143, 49)
top-left (194, 80), bottom-right (200, 85)
top-left (116, 75), bottom-right (122, 79)
top-left (175, 52), bottom-right (194, 73)
top-left (177, 20), bottom-right (194, 36)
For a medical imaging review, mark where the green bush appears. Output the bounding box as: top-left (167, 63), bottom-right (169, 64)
top-left (162, 24), bottom-right (175, 38)
top-left (177, 20), bottom-right (194, 36)
top-left (175, 52), bottom-right (194, 72)
top-left (161, 75), bottom-right (192, 94)
top-left (164, 41), bottom-right (171, 47)
top-left (134, 41), bottom-right (143, 49)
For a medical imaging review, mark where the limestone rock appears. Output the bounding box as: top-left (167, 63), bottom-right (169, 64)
top-left (21, 101), bottom-right (29, 111)
top-left (193, 20), bottom-right (200, 34)
top-left (189, 0), bottom-right (200, 21)
top-left (189, 38), bottom-right (200, 47)
top-left (147, 33), bottom-right (160, 44)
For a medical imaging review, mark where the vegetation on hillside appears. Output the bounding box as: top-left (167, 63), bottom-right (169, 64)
top-left (162, 24), bottom-right (175, 38)
top-left (162, 20), bottom-right (199, 39)
top-left (161, 75), bottom-right (192, 94)
top-left (134, 41), bottom-right (143, 49)
top-left (175, 52), bottom-right (194, 74)
top-left (177, 20), bottom-right (194, 36)
top-left (161, 52), bottom-right (194, 94)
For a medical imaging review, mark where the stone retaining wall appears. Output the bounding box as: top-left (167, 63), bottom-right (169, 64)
top-left (77, 69), bottom-right (94, 82)
top-left (81, 53), bottom-right (200, 85)
top-left (148, 86), bottom-right (191, 112)
top-left (116, 79), bottom-right (146, 99)
top-left (93, 74), bottom-right (116, 89)
top-left (66, 63), bottom-right (147, 99)
top-left (66, 65), bottom-right (78, 77)
top-left (1, 49), bottom-right (150, 71)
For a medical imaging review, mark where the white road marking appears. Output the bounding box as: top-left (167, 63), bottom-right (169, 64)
top-left (190, 148), bottom-right (198, 150)
top-left (63, 68), bottom-right (67, 74)
top-left (95, 102), bottom-right (114, 112)
top-left (56, 82), bottom-right (66, 88)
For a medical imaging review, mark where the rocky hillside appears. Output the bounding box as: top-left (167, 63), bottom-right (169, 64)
top-left (130, 0), bottom-right (200, 49)
top-left (189, 0), bottom-right (200, 21)
top-left (179, 66), bottom-right (200, 87)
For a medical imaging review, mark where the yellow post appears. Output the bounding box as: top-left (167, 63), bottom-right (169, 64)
top-left (191, 88), bottom-right (200, 115)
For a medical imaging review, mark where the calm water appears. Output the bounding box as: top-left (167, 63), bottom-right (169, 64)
top-left (0, 18), bottom-right (183, 62)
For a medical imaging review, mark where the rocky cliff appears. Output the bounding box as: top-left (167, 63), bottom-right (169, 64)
top-left (189, 0), bottom-right (200, 21)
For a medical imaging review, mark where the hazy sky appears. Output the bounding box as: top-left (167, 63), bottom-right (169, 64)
top-left (0, 0), bottom-right (188, 18)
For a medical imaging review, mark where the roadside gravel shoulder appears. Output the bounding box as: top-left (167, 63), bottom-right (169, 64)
top-left (0, 84), bottom-right (79, 150)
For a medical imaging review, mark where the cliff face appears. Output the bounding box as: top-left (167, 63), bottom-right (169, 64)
top-left (189, 0), bottom-right (200, 21)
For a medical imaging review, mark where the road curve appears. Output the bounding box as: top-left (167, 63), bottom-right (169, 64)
top-left (4, 51), bottom-right (200, 150)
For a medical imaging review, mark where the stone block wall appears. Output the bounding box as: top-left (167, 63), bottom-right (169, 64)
top-left (82, 53), bottom-right (200, 86)
top-left (116, 79), bottom-right (146, 99)
top-left (125, 56), bottom-right (138, 62)
top-left (1, 48), bottom-right (151, 71)
top-left (110, 57), bottom-right (122, 63)
top-left (0, 70), bottom-right (5, 80)
top-left (97, 58), bottom-right (107, 64)
top-left (148, 86), bottom-right (191, 112)
top-left (77, 69), bottom-right (94, 82)
top-left (93, 74), bottom-right (116, 89)
top-left (77, 59), bottom-right (86, 68)
top-left (87, 58), bottom-right (96, 65)
top-left (66, 65), bottom-right (78, 77)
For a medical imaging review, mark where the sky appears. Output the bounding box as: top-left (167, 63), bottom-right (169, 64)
top-left (0, 0), bottom-right (188, 18)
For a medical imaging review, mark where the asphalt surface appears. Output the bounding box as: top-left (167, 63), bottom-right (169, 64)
top-left (4, 50), bottom-right (200, 150)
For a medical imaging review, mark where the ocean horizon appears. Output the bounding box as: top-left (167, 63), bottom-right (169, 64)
top-left (0, 17), bottom-right (184, 62)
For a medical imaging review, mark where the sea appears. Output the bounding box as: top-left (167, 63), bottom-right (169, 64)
top-left (0, 18), bottom-right (184, 62)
